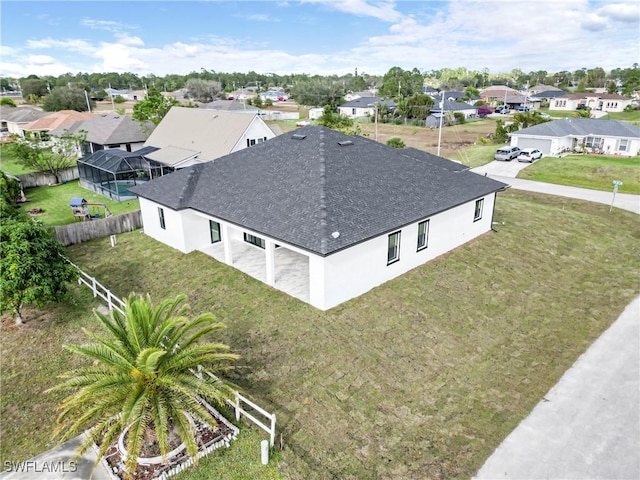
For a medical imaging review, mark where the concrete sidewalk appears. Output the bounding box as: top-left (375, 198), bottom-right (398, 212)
top-left (0, 434), bottom-right (113, 480)
top-left (474, 296), bottom-right (640, 480)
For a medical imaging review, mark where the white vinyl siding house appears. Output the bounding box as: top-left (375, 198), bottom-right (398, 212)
top-left (132, 127), bottom-right (507, 311)
top-left (552, 93), bottom-right (632, 113)
top-left (510, 118), bottom-right (640, 157)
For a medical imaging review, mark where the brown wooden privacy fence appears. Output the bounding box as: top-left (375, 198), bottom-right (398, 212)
top-left (54, 210), bottom-right (142, 246)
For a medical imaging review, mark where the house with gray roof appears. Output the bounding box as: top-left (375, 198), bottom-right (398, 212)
top-left (338, 97), bottom-right (396, 119)
top-left (49, 113), bottom-right (155, 156)
top-left (130, 126), bottom-right (508, 310)
top-left (0, 106), bottom-right (48, 137)
top-left (142, 106), bottom-right (276, 168)
top-left (509, 118), bottom-right (640, 156)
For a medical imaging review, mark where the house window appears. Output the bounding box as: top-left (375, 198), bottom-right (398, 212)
top-left (244, 233), bottom-right (265, 249)
top-left (209, 220), bottom-right (221, 243)
top-left (474, 199), bottom-right (484, 222)
top-left (352, 108), bottom-right (356, 115)
top-left (247, 139), bottom-right (257, 147)
top-left (158, 207), bottom-right (166, 230)
top-left (387, 231), bottom-right (401, 265)
top-left (618, 139), bottom-right (629, 152)
top-left (585, 137), bottom-right (602, 148)
top-left (417, 219), bottom-right (430, 251)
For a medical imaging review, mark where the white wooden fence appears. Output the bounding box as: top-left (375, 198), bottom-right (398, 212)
top-left (68, 259), bottom-right (277, 448)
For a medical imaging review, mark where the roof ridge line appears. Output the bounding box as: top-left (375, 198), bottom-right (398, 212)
top-left (318, 129), bottom-right (329, 253)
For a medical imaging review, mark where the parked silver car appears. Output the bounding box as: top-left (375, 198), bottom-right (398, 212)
top-left (494, 146), bottom-right (521, 161)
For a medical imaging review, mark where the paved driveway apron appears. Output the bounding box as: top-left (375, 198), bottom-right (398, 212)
top-left (474, 296), bottom-right (640, 479)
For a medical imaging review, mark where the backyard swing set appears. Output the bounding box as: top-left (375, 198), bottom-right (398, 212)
top-left (70, 197), bottom-right (112, 221)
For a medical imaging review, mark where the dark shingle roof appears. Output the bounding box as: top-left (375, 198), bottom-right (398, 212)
top-left (131, 126), bottom-right (507, 256)
top-left (0, 106), bottom-right (48, 123)
top-left (512, 118), bottom-right (640, 138)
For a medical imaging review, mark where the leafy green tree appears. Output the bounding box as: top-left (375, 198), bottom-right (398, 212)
top-left (7, 130), bottom-right (85, 183)
top-left (396, 93), bottom-right (434, 121)
top-left (378, 67), bottom-right (424, 99)
top-left (21, 78), bottom-right (48, 99)
top-left (494, 119), bottom-right (509, 144)
top-left (352, 75), bottom-right (368, 92)
top-left (606, 81), bottom-right (618, 94)
top-left (0, 172), bottom-right (23, 219)
top-left (113, 95), bottom-right (126, 104)
top-left (0, 97), bottom-right (16, 107)
top-left (0, 218), bottom-right (77, 325)
top-left (185, 78), bottom-right (222, 103)
top-left (132, 92), bottom-right (180, 125)
top-left (573, 109), bottom-right (592, 118)
top-left (42, 87), bottom-right (94, 112)
top-left (317, 105), bottom-right (353, 129)
top-left (48, 293), bottom-right (239, 479)
top-left (291, 78), bottom-right (344, 108)
top-left (386, 137), bottom-right (405, 148)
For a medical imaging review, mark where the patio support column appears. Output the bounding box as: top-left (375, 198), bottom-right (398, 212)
top-left (222, 224), bottom-right (233, 265)
top-left (265, 240), bottom-right (275, 287)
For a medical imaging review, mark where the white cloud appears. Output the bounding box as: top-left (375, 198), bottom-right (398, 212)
top-left (114, 33), bottom-right (145, 46)
top-left (27, 54), bottom-right (57, 65)
top-left (25, 38), bottom-right (95, 56)
top-left (80, 18), bottom-right (135, 32)
top-left (301, 0), bottom-right (404, 22)
top-left (597, 2), bottom-right (639, 22)
top-left (245, 13), bottom-right (280, 22)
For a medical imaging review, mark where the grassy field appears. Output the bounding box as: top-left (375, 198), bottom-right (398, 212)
top-left (2, 190), bottom-right (638, 479)
top-left (517, 154), bottom-right (640, 194)
top-left (0, 144), bottom-right (38, 175)
top-left (21, 180), bottom-right (140, 226)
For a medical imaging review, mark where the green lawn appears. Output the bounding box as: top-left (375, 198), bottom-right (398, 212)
top-left (601, 110), bottom-right (640, 123)
top-left (452, 144), bottom-right (499, 168)
top-left (517, 154), bottom-right (640, 194)
top-left (0, 144), bottom-right (38, 175)
top-left (21, 180), bottom-right (140, 226)
top-left (2, 190), bottom-right (638, 479)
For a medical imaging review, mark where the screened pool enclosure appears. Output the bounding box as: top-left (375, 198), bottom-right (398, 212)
top-left (77, 146), bottom-right (174, 201)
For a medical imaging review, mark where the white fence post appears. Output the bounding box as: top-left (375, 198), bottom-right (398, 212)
top-left (91, 277), bottom-right (97, 297)
top-left (270, 414), bottom-right (276, 448)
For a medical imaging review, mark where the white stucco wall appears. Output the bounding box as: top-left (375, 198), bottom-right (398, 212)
top-left (139, 197), bottom-right (190, 253)
top-left (311, 194), bottom-right (497, 310)
top-left (139, 193), bottom-right (498, 311)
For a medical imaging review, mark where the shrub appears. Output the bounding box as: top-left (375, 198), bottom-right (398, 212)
top-left (113, 95), bottom-right (126, 104)
top-left (386, 137), bottom-right (406, 149)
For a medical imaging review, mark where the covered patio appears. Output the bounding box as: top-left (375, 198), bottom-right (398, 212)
top-left (198, 228), bottom-right (310, 303)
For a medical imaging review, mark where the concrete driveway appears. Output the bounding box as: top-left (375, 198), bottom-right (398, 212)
top-left (474, 296), bottom-right (640, 479)
top-left (472, 159), bottom-right (535, 178)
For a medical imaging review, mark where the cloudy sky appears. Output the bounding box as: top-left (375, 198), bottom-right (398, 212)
top-left (1, 0), bottom-right (638, 78)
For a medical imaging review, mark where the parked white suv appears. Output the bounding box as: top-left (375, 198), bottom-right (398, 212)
top-left (494, 146), bottom-right (521, 161)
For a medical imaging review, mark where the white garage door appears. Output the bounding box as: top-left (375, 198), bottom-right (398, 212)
top-left (515, 138), bottom-right (553, 153)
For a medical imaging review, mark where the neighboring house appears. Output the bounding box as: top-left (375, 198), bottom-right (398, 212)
top-left (530, 90), bottom-right (567, 103)
top-left (480, 85), bottom-right (520, 102)
top-left (0, 106), bottom-right (48, 137)
top-left (338, 97), bottom-right (396, 118)
top-left (141, 106), bottom-right (277, 168)
top-left (130, 126), bottom-right (508, 310)
top-left (199, 100), bottom-right (259, 114)
top-left (48, 113), bottom-right (155, 156)
top-left (430, 99), bottom-right (478, 119)
top-left (498, 95), bottom-right (541, 111)
top-left (526, 84), bottom-right (564, 96)
top-left (551, 93), bottom-right (632, 112)
top-left (509, 118), bottom-right (640, 156)
top-left (431, 91), bottom-right (481, 105)
top-left (422, 86), bottom-right (439, 95)
top-left (21, 110), bottom-right (93, 140)
top-left (344, 90), bottom-right (378, 101)
top-left (260, 90), bottom-right (288, 102)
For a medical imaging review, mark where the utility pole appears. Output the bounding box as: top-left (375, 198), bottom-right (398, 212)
top-left (437, 91), bottom-right (445, 156)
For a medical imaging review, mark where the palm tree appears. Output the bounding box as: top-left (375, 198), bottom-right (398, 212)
top-left (47, 293), bottom-right (239, 479)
